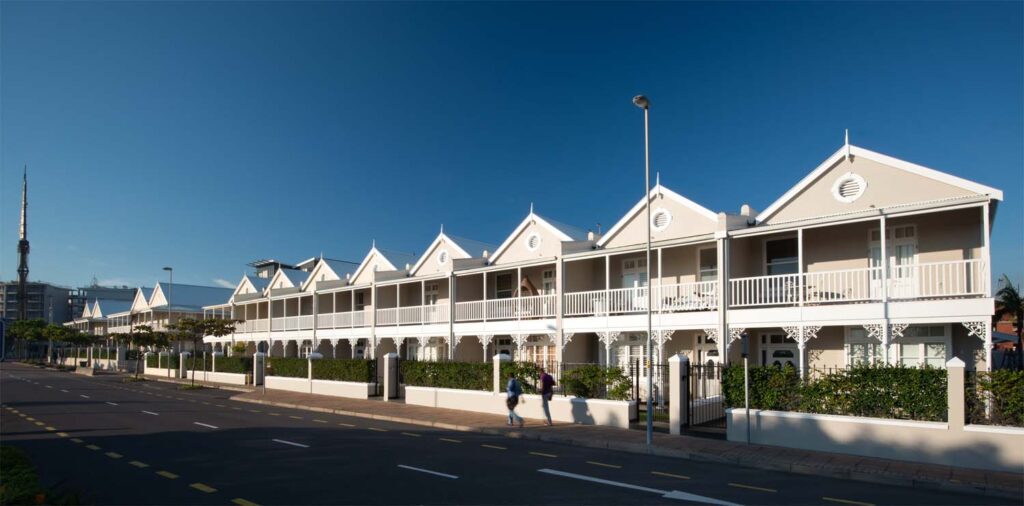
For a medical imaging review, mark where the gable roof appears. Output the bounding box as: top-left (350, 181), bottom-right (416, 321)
top-left (489, 210), bottom-right (588, 264)
top-left (130, 287), bottom-right (154, 313)
top-left (596, 183), bottom-right (718, 248)
top-left (350, 246), bottom-right (418, 281)
top-left (300, 258), bottom-right (361, 290)
top-left (231, 274), bottom-right (270, 301)
top-left (408, 232), bottom-right (496, 276)
top-left (756, 144), bottom-right (1004, 223)
top-left (82, 303), bottom-right (93, 319)
top-left (149, 282), bottom-right (234, 311)
top-left (265, 268), bottom-right (309, 292)
top-left (92, 299), bottom-right (132, 318)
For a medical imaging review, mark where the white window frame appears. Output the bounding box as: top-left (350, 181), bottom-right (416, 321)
top-left (424, 283), bottom-right (439, 305)
top-left (696, 246), bottom-right (718, 282)
top-left (621, 257), bottom-right (649, 288)
top-left (894, 324), bottom-right (951, 368)
top-left (844, 326), bottom-right (883, 367)
top-left (762, 235), bottom-right (799, 276)
top-left (495, 273), bottom-right (514, 299)
top-left (541, 269), bottom-right (555, 295)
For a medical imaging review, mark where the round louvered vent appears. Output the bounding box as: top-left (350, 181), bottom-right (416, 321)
top-left (831, 172), bottom-right (867, 203)
top-left (526, 233), bottom-right (541, 251)
top-left (438, 249), bottom-right (449, 265)
top-left (651, 208), bottom-right (672, 232)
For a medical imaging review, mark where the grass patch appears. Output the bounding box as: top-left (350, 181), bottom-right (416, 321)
top-left (177, 384), bottom-right (204, 390)
top-left (122, 377), bottom-right (147, 383)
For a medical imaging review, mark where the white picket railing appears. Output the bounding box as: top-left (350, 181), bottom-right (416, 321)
top-left (453, 295), bottom-right (557, 322)
top-left (376, 308), bottom-right (397, 326)
top-left (376, 304), bottom-right (451, 326)
top-left (454, 301), bottom-right (484, 322)
top-left (564, 282), bottom-right (718, 317)
top-left (728, 260), bottom-right (987, 307)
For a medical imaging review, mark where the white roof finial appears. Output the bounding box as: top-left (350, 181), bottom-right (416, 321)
top-left (845, 128), bottom-right (851, 161)
top-left (440, 223), bottom-right (444, 234)
top-left (529, 202), bottom-right (534, 214)
top-left (372, 239), bottom-right (376, 250)
top-left (655, 171), bottom-right (661, 188)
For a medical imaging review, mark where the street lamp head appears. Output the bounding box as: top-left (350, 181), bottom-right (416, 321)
top-left (632, 95), bottom-right (649, 110)
top-left (162, 267), bottom-right (172, 272)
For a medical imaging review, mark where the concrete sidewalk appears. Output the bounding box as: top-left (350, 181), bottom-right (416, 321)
top-left (228, 387), bottom-right (1021, 500)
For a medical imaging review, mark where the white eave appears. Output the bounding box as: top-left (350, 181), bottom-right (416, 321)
top-left (596, 183), bottom-right (718, 248)
top-left (756, 144), bottom-right (1004, 224)
top-left (488, 212), bottom-right (576, 264)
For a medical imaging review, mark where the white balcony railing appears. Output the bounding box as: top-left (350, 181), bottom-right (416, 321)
top-left (375, 304), bottom-right (451, 326)
top-left (315, 310), bottom-right (371, 329)
top-left (453, 294), bottom-right (557, 322)
top-left (564, 282), bottom-right (717, 317)
top-left (231, 319), bottom-right (268, 333)
top-left (728, 259), bottom-right (987, 308)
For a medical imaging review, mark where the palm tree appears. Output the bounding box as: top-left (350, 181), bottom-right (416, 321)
top-left (993, 275), bottom-right (1023, 369)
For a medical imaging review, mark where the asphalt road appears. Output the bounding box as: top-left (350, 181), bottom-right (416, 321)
top-left (0, 362), bottom-right (1013, 506)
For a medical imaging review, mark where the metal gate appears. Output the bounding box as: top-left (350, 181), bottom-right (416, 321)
top-left (687, 362), bottom-right (725, 429)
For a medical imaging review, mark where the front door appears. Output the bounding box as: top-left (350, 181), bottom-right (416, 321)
top-left (869, 225), bottom-right (918, 299)
top-left (760, 333), bottom-right (798, 368)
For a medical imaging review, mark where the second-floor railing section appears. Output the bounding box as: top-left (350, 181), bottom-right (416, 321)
top-left (729, 259), bottom-right (987, 308)
top-left (314, 309), bottom-right (371, 329)
top-left (454, 294), bottom-right (557, 322)
top-left (375, 304), bottom-right (450, 326)
top-left (564, 281), bottom-right (718, 317)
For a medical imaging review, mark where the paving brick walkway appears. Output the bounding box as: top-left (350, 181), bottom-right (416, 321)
top-left (224, 387), bottom-right (1021, 499)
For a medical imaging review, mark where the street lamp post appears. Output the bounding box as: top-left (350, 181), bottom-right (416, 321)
top-left (632, 94), bottom-right (654, 446)
top-left (163, 266), bottom-right (173, 351)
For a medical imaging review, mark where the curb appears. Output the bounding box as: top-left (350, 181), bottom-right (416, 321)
top-left (147, 375), bottom-right (253, 393)
top-left (228, 394), bottom-right (1019, 500)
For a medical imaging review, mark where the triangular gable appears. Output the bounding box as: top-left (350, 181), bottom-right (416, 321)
top-left (149, 284), bottom-right (168, 308)
top-left (232, 275), bottom-right (266, 301)
top-left (597, 184), bottom-right (718, 249)
top-left (82, 303), bottom-right (93, 319)
top-left (267, 268), bottom-right (307, 291)
top-left (350, 247), bottom-right (400, 285)
top-left (756, 144), bottom-right (1004, 224)
top-left (300, 259), bottom-right (354, 291)
top-left (130, 288), bottom-right (152, 313)
top-left (408, 232), bottom-right (474, 277)
top-left (489, 211), bottom-right (580, 265)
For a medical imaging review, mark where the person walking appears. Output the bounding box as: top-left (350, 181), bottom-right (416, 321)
top-left (539, 368), bottom-right (556, 426)
top-left (506, 373), bottom-right (524, 427)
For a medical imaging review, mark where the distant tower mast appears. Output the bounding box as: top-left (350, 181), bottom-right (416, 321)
top-left (17, 165), bottom-right (30, 320)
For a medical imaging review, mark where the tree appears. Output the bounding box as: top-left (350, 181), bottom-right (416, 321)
top-left (7, 319), bottom-right (46, 359)
top-left (130, 325), bottom-right (155, 379)
top-left (994, 275), bottom-right (1023, 369)
top-left (41, 324), bottom-right (67, 364)
top-left (170, 317), bottom-right (238, 386)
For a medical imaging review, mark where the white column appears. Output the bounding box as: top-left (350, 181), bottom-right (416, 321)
top-left (982, 204), bottom-right (990, 295)
top-left (797, 228), bottom-right (804, 306)
top-left (880, 215), bottom-right (891, 363)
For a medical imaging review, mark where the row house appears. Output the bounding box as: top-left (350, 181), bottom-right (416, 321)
top-left (65, 298), bottom-right (132, 336)
top-left (106, 283), bottom-right (232, 345)
top-left (203, 142), bottom-right (1002, 377)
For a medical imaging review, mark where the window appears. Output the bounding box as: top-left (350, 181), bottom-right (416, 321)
top-left (765, 237), bottom-right (798, 275)
top-left (354, 292), bottom-right (365, 310)
top-left (698, 248), bottom-right (718, 282)
top-left (542, 270), bottom-right (555, 295)
top-left (831, 172), bottom-right (867, 203)
top-left (846, 327), bottom-right (882, 366)
top-left (424, 283), bottom-right (439, 305)
top-left (897, 325), bottom-right (949, 368)
top-left (651, 208), bottom-right (672, 232)
top-left (495, 274), bottom-right (514, 299)
top-left (622, 258), bottom-right (649, 288)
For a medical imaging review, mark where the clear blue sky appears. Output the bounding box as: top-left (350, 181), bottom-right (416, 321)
top-left (1, 1), bottom-right (1021, 290)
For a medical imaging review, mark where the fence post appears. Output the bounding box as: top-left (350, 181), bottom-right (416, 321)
top-left (308, 352), bottom-right (323, 394)
top-left (493, 353), bottom-right (511, 393)
top-left (668, 354), bottom-right (689, 435)
top-left (383, 352), bottom-right (399, 401)
top-left (253, 352), bottom-right (265, 387)
top-left (180, 352), bottom-right (191, 379)
top-left (946, 357), bottom-right (965, 431)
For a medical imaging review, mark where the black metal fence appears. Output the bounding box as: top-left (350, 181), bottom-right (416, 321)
top-left (687, 362), bottom-right (726, 428)
top-left (965, 370), bottom-right (1024, 427)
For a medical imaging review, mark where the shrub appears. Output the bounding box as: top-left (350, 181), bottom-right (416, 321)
top-left (312, 359), bottom-right (376, 383)
top-left (267, 357), bottom-right (308, 378)
top-left (231, 342), bottom-right (247, 355)
top-left (723, 365), bottom-right (947, 422)
top-left (146, 354), bottom-right (159, 368)
top-left (215, 356), bottom-right (253, 374)
top-left (967, 369), bottom-right (1024, 427)
top-left (561, 364), bottom-right (633, 400)
top-left (401, 361), bottom-right (491, 391)
top-left (499, 362), bottom-right (541, 394)
top-left (181, 354), bottom-right (212, 371)
top-left (167, 354), bottom-right (180, 369)
top-left (1, 446), bottom-right (41, 505)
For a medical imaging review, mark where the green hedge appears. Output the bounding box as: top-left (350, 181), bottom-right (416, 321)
top-left (182, 354), bottom-right (212, 371)
top-left (723, 365), bottom-right (947, 422)
top-left (967, 369), bottom-right (1024, 427)
top-left (1, 446), bottom-right (41, 505)
top-left (560, 364), bottom-right (633, 400)
top-left (167, 354), bottom-right (180, 369)
top-left (267, 357), bottom-right (308, 378)
top-left (499, 362), bottom-right (541, 394)
top-left (401, 361), bottom-right (491, 391)
top-left (312, 359), bottom-right (376, 383)
top-left (146, 354), bottom-right (159, 368)
top-left (216, 356), bottom-right (252, 374)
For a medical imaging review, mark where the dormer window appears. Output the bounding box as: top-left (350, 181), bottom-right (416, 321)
top-left (831, 172), bottom-right (867, 203)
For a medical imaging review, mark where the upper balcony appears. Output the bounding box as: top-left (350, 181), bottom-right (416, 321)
top-left (564, 281), bottom-right (717, 317)
top-left (454, 294), bottom-right (557, 322)
top-left (728, 258), bottom-right (987, 308)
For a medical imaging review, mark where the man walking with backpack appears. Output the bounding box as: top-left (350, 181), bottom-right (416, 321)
top-left (540, 367), bottom-right (556, 426)
top-left (506, 372), bottom-right (524, 427)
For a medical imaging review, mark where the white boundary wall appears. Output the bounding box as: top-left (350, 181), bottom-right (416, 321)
top-left (264, 374), bottom-right (375, 400)
top-left (405, 386), bottom-right (637, 429)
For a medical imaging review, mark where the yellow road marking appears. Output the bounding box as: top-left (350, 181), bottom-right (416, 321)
top-left (202, 402), bottom-right (211, 405)
top-left (34, 421), bottom-right (45, 426)
top-left (481, 444), bottom-right (507, 450)
top-left (587, 461), bottom-right (621, 469)
top-left (26, 417), bottom-right (35, 421)
top-left (216, 404), bottom-right (226, 408)
top-left (56, 432), bottom-right (69, 438)
top-left (338, 422), bottom-right (355, 427)
top-left (105, 452), bottom-right (123, 459)
top-left (248, 409), bottom-right (261, 413)
top-left (439, 438), bottom-right (462, 443)
top-left (45, 426), bottom-right (56, 431)
top-left (129, 461), bottom-right (149, 468)
top-left (17, 414), bottom-right (26, 418)
top-left (823, 497), bottom-right (874, 506)
top-left (401, 432), bottom-right (421, 437)
top-left (529, 451), bottom-right (557, 458)
top-left (651, 471), bottom-right (690, 480)
top-left (312, 419), bottom-right (327, 423)
top-left (156, 470), bottom-right (179, 479)
top-left (729, 483), bottom-right (777, 493)
top-left (70, 438), bottom-right (84, 443)
top-left (288, 415), bottom-right (303, 420)
top-left (189, 482), bottom-right (217, 493)
top-left (268, 412), bottom-right (280, 416)
top-left (85, 444), bottom-right (101, 450)
top-left (232, 499), bottom-right (260, 506)
top-left (367, 427), bottom-right (388, 432)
